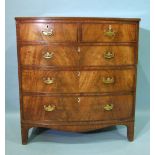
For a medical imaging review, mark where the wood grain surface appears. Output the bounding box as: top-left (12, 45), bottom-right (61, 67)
top-left (20, 45), bottom-right (79, 66)
top-left (18, 23), bottom-right (78, 42)
top-left (23, 95), bottom-right (134, 121)
top-left (15, 17), bottom-right (140, 144)
top-left (22, 69), bottom-right (135, 93)
top-left (82, 23), bottom-right (137, 42)
top-left (79, 45), bottom-right (136, 66)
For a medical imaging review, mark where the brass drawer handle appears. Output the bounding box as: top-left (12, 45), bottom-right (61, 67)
top-left (42, 29), bottom-right (54, 36)
top-left (44, 105), bottom-right (56, 112)
top-left (104, 104), bottom-right (114, 111)
top-left (104, 51), bottom-right (114, 59)
top-left (43, 52), bottom-right (54, 59)
top-left (43, 77), bottom-right (54, 84)
top-left (104, 25), bottom-right (116, 37)
top-left (103, 77), bottom-right (115, 84)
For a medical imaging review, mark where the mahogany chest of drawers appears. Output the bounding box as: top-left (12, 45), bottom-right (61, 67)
top-left (15, 17), bottom-right (140, 144)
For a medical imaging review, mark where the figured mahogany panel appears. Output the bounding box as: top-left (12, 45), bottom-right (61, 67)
top-left (80, 69), bottom-right (135, 93)
top-left (80, 45), bottom-right (136, 66)
top-left (20, 45), bottom-right (79, 67)
top-left (22, 69), bottom-right (135, 93)
top-left (23, 95), bottom-right (134, 121)
top-left (81, 23), bottom-right (137, 42)
top-left (22, 70), bottom-right (78, 93)
top-left (18, 23), bottom-right (78, 42)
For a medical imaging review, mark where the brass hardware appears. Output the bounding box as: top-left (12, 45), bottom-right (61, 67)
top-left (42, 30), bottom-right (53, 36)
top-left (43, 52), bottom-right (54, 59)
top-left (104, 51), bottom-right (114, 59)
top-left (77, 97), bottom-right (80, 103)
top-left (42, 25), bottom-right (54, 36)
top-left (44, 105), bottom-right (56, 112)
top-left (103, 104), bottom-right (114, 111)
top-left (77, 47), bottom-right (80, 52)
top-left (104, 25), bottom-right (116, 37)
top-left (103, 77), bottom-right (115, 84)
top-left (43, 77), bottom-right (54, 84)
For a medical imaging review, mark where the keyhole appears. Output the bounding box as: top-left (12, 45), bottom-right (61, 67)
top-left (47, 25), bottom-right (48, 28)
top-left (77, 97), bottom-right (80, 103)
top-left (77, 47), bottom-right (80, 52)
top-left (77, 71), bottom-right (80, 77)
top-left (109, 25), bottom-right (112, 30)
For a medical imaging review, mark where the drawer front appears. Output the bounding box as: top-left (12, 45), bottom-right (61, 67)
top-left (18, 23), bottom-right (78, 42)
top-left (80, 46), bottom-right (136, 66)
top-left (80, 69), bottom-right (135, 93)
top-left (82, 23), bottom-right (137, 42)
top-left (22, 69), bottom-right (135, 93)
top-left (22, 70), bottom-right (78, 93)
top-left (23, 95), bottom-right (134, 121)
top-left (20, 45), bottom-right (79, 66)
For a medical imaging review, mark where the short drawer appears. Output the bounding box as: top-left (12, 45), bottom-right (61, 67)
top-left (18, 23), bottom-right (78, 42)
top-left (23, 95), bottom-right (134, 121)
top-left (22, 69), bottom-right (135, 93)
top-left (81, 23), bottom-right (137, 42)
top-left (80, 45), bottom-right (136, 66)
top-left (20, 45), bottom-right (79, 67)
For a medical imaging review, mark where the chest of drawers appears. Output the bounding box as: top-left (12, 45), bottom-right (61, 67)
top-left (15, 17), bottom-right (140, 144)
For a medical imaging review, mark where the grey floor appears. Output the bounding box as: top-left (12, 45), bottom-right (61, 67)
top-left (6, 111), bottom-right (149, 155)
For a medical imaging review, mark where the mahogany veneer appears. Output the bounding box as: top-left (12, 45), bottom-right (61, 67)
top-left (15, 17), bottom-right (140, 144)
top-left (22, 69), bottom-right (135, 93)
top-left (23, 95), bottom-right (134, 121)
top-left (81, 23), bottom-right (137, 42)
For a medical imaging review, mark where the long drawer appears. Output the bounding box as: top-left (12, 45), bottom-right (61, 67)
top-left (20, 45), bottom-right (136, 66)
top-left (23, 95), bottom-right (134, 121)
top-left (22, 69), bottom-right (135, 93)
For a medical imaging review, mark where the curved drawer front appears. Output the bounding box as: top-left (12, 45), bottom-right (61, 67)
top-left (81, 23), bottom-right (137, 42)
top-left (20, 45), bottom-right (135, 67)
top-left (23, 95), bottom-right (134, 121)
top-left (80, 45), bottom-right (136, 66)
top-left (18, 23), bottom-right (78, 42)
top-left (20, 45), bottom-right (79, 67)
top-left (22, 69), bottom-right (135, 93)
top-left (22, 70), bottom-right (78, 93)
top-left (79, 69), bottom-right (135, 93)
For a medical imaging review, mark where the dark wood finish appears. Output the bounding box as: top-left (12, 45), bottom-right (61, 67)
top-left (15, 17), bottom-right (140, 144)
top-left (21, 126), bottom-right (29, 145)
top-left (126, 121), bottom-right (134, 141)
